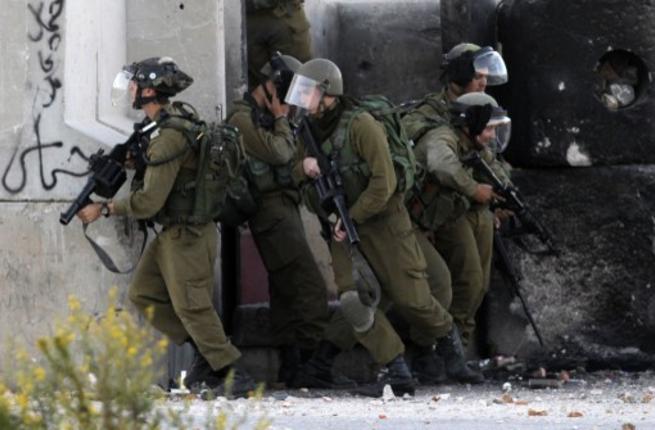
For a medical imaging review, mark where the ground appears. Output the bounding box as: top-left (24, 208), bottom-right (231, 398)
top-left (165, 370), bottom-right (655, 430)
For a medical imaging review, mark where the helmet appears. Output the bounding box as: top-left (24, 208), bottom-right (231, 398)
top-left (296, 58), bottom-right (343, 96)
top-left (450, 92), bottom-right (512, 151)
top-left (443, 43), bottom-right (508, 87)
top-left (112, 57), bottom-right (193, 109)
top-left (259, 52), bottom-right (302, 101)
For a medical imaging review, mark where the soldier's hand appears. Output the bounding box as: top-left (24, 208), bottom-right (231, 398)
top-left (494, 208), bottom-right (514, 229)
top-left (333, 218), bottom-right (347, 242)
top-left (473, 183), bottom-right (495, 204)
top-left (303, 157), bottom-right (321, 178)
top-left (76, 203), bottom-right (102, 224)
top-left (125, 151), bottom-right (136, 170)
top-left (264, 86), bottom-right (289, 119)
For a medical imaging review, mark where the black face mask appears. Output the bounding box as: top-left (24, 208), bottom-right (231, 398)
top-left (446, 50), bottom-right (476, 87)
top-left (451, 102), bottom-right (492, 138)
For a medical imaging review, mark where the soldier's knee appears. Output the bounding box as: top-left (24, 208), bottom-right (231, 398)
top-left (339, 290), bottom-right (375, 333)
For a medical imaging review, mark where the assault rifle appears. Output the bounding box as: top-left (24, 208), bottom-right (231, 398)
top-left (462, 152), bottom-right (558, 256)
top-left (297, 116), bottom-right (380, 306)
top-left (59, 121), bottom-right (159, 225)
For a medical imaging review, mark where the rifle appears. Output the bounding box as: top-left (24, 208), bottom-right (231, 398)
top-left (462, 152), bottom-right (558, 255)
top-left (59, 121), bottom-right (159, 225)
top-left (297, 116), bottom-right (380, 306)
top-left (494, 231), bottom-right (545, 347)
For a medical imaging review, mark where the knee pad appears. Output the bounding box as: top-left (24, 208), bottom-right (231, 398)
top-left (339, 290), bottom-right (375, 333)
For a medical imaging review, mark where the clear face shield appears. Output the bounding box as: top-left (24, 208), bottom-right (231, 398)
top-left (473, 48), bottom-right (508, 86)
top-left (111, 68), bottom-right (136, 107)
top-left (284, 74), bottom-right (326, 114)
top-left (488, 116), bottom-right (512, 153)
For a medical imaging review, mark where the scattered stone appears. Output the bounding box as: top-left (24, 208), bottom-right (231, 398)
top-left (382, 384), bottom-right (395, 401)
top-left (619, 392), bottom-right (637, 404)
top-left (515, 400), bottom-right (530, 405)
top-left (528, 379), bottom-right (563, 389)
top-left (642, 393), bottom-right (654, 403)
top-left (271, 391), bottom-right (289, 401)
top-left (322, 396), bottom-right (333, 402)
top-left (431, 396), bottom-right (441, 402)
top-left (379, 414), bottom-right (387, 420)
top-left (528, 408), bottom-right (548, 416)
top-left (591, 389), bottom-right (604, 396)
top-left (622, 424), bottom-right (636, 430)
top-left (568, 411), bottom-right (584, 418)
top-left (502, 382), bottom-right (512, 393)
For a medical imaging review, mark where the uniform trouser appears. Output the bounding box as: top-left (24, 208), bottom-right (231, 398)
top-left (246, 5), bottom-right (312, 87)
top-left (249, 194), bottom-right (329, 350)
top-left (434, 208), bottom-right (494, 344)
top-left (129, 223), bottom-right (241, 371)
top-left (324, 198), bottom-right (452, 365)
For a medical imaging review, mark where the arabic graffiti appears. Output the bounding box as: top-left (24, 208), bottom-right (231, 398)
top-left (2, 0), bottom-right (88, 195)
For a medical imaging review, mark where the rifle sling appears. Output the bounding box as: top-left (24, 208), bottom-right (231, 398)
top-left (82, 221), bottom-right (149, 274)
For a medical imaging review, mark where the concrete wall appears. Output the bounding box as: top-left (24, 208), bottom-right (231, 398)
top-left (0, 0), bottom-right (235, 369)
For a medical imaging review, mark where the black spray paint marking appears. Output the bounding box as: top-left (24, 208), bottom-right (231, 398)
top-left (2, 0), bottom-right (88, 194)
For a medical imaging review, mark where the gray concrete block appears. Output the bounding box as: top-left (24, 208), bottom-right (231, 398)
top-left (333, 0), bottom-right (442, 103)
top-left (481, 165), bottom-right (655, 368)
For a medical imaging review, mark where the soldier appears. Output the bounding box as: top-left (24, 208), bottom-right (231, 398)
top-left (286, 58), bottom-right (477, 395)
top-left (76, 57), bottom-right (255, 397)
top-left (408, 92), bottom-right (512, 349)
top-left (402, 43), bottom-right (507, 139)
top-left (226, 53), bottom-right (330, 386)
top-left (246, 0), bottom-right (312, 88)
top-left (402, 43), bottom-right (508, 347)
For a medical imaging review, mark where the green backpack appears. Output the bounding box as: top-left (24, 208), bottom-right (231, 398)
top-left (161, 104), bottom-right (259, 227)
top-left (340, 95), bottom-right (418, 193)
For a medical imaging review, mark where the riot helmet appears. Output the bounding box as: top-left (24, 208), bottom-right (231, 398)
top-left (112, 57), bottom-right (193, 109)
top-left (443, 43), bottom-right (508, 88)
top-left (450, 92), bottom-right (511, 152)
top-left (285, 58), bottom-right (343, 112)
top-left (259, 52), bottom-right (302, 101)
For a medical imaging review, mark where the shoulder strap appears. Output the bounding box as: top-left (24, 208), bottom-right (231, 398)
top-left (83, 221), bottom-right (148, 274)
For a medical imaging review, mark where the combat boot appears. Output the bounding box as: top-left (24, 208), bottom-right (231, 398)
top-left (354, 354), bottom-right (416, 397)
top-left (290, 341), bottom-right (356, 389)
top-left (209, 365), bottom-right (258, 399)
top-left (435, 326), bottom-right (484, 384)
top-left (184, 341), bottom-right (214, 389)
top-left (411, 345), bottom-right (447, 384)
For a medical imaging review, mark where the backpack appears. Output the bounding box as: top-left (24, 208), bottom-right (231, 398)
top-left (340, 95), bottom-right (418, 193)
top-left (161, 103), bottom-right (259, 227)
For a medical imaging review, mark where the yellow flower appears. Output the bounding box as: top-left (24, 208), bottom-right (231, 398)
top-left (157, 338), bottom-right (169, 352)
top-left (16, 393), bottom-right (29, 410)
top-left (67, 296), bottom-right (81, 312)
top-left (127, 346), bottom-right (138, 358)
top-left (140, 353), bottom-right (153, 368)
top-left (33, 367), bottom-right (46, 382)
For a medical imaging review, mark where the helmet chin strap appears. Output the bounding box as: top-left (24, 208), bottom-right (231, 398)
top-left (132, 87), bottom-right (158, 110)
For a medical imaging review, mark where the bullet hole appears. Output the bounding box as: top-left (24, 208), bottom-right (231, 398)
top-left (179, 3), bottom-right (185, 10)
top-left (594, 49), bottom-right (649, 111)
top-left (358, 60), bottom-right (373, 72)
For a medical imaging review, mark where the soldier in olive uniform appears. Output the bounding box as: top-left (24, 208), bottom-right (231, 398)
top-left (246, 0), bottom-right (312, 88)
top-left (227, 54), bottom-right (330, 386)
top-left (77, 57), bottom-right (254, 396)
top-left (402, 44), bottom-right (509, 347)
top-left (285, 58), bottom-right (478, 396)
top-left (408, 92), bottom-right (512, 350)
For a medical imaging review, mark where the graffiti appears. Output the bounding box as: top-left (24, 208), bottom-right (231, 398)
top-left (2, 0), bottom-right (88, 195)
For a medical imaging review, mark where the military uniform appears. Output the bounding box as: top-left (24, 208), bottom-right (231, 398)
top-left (246, 0), bottom-right (312, 87)
top-left (294, 100), bottom-right (453, 365)
top-left (113, 103), bottom-right (241, 372)
top-left (411, 123), bottom-right (510, 344)
top-left (227, 97), bottom-right (329, 352)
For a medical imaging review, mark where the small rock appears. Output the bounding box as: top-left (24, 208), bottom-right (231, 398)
top-left (567, 411), bottom-right (584, 418)
top-left (528, 408), bottom-right (548, 416)
top-left (622, 424), bottom-right (636, 430)
top-left (379, 414), bottom-right (387, 420)
top-left (382, 384), bottom-right (395, 401)
top-left (322, 396), bottom-right (333, 402)
top-left (431, 395), bottom-right (441, 402)
top-left (590, 389), bottom-right (603, 396)
top-left (642, 393), bottom-right (654, 403)
top-left (502, 382), bottom-right (512, 393)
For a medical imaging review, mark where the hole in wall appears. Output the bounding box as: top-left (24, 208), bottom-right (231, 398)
top-left (594, 49), bottom-right (650, 111)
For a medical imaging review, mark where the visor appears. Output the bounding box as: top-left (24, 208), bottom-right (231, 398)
top-left (473, 48), bottom-right (508, 86)
top-left (111, 69), bottom-right (134, 107)
top-left (489, 120), bottom-right (512, 153)
top-left (284, 74), bottom-right (325, 112)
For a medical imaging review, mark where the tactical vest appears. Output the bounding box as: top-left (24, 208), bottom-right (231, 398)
top-left (228, 100), bottom-right (296, 195)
